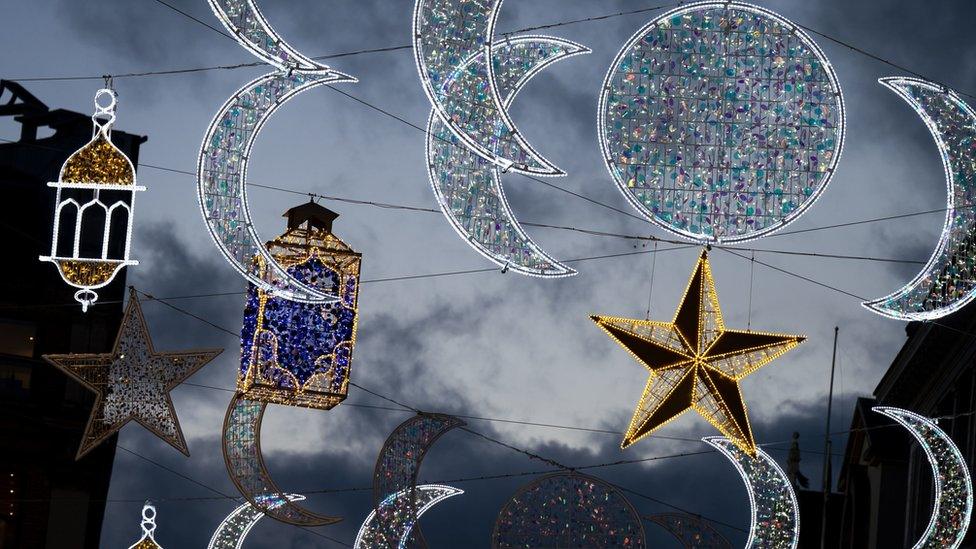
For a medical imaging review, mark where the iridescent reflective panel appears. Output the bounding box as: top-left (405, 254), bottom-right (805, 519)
top-left (414, 0), bottom-right (561, 175)
top-left (863, 79), bottom-right (976, 320)
top-left (600, 1), bottom-right (844, 243)
top-left (198, 72), bottom-right (352, 302)
top-left (491, 473), bottom-right (646, 547)
top-left (207, 494), bottom-right (305, 549)
top-left (354, 485), bottom-right (463, 549)
top-left (207, 0), bottom-right (330, 73)
top-left (427, 37), bottom-right (585, 276)
top-left (222, 395), bottom-right (342, 526)
top-left (703, 437), bottom-right (799, 548)
top-left (373, 414), bottom-right (465, 548)
top-left (647, 513), bottom-right (733, 548)
top-left (874, 407), bottom-right (973, 549)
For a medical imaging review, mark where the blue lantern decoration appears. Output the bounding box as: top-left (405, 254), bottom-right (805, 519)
top-left (240, 202), bottom-right (361, 409)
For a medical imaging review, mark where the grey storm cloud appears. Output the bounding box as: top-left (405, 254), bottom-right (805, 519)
top-left (3, 0), bottom-right (975, 546)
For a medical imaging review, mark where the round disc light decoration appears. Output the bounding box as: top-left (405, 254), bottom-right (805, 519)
top-left (491, 472), bottom-right (646, 548)
top-left (39, 88), bottom-right (145, 312)
top-left (198, 0), bottom-right (356, 304)
top-left (240, 202), bottom-right (361, 410)
top-left (598, 1), bottom-right (845, 244)
top-left (874, 407), bottom-right (973, 548)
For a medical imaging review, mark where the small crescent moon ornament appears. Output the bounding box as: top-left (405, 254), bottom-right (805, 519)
top-left (221, 394), bottom-right (342, 526)
top-left (599, 1), bottom-right (845, 244)
top-left (703, 437), bottom-right (799, 548)
top-left (862, 78), bottom-right (976, 320)
top-left (207, 494), bottom-right (306, 549)
top-left (426, 37), bottom-right (588, 277)
top-left (874, 407), bottom-right (973, 548)
top-left (373, 413), bottom-right (466, 547)
top-left (353, 485), bottom-right (464, 549)
top-left (414, 0), bottom-right (567, 176)
top-left (198, 1), bottom-right (356, 303)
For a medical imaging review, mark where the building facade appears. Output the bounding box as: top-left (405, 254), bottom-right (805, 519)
top-left (0, 81), bottom-right (146, 548)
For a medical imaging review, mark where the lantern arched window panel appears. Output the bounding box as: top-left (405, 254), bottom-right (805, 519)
top-left (77, 200), bottom-right (108, 259)
top-left (54, 199), bottom-right (80, 258)
top-left (106, 202), bottom-right (131, 260)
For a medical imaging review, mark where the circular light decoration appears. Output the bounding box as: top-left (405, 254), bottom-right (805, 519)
top-left (354, 484), bottom-right (463, 549)
top-left (373, 413), bottom-right (466, 548)
top-left (703, 437), bottom-right (799, 548)
top-left (874, 406), bottom-right (973, 548)
top-left (207, 494), bottom-right (305, 549)
top-left (129, 502), bottom-right (163, 549)
top-left (598, 1), bottom-right (845, 244)
top-left (221, 394), bottom-right (342, 526)
top-left (647, 513), bottom-right (732, 548)
top-left (862, 78), bottom-right (976, 321)
top-left (198, 0), bottom-right (356, 303)
top-left (426, 36), bottom-right (586, 278)
top-left (491, 472), bottom-right (646, 548)
top-left (39, 88), bottom-right (145, 312)
top-left (413, 0), bottom-right (566, 176)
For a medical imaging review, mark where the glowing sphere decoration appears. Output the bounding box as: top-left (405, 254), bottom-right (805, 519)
top-left (491, 472), bottom-right (646, 548)
top-left (39, 88), bottom-right (145, 311)
top-left (239, 202), bottom-right (361, 409)
top-left (599, 1), bottom-right (845, 243)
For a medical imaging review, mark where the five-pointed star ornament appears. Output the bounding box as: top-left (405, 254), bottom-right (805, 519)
top-left (43, 288), bottom-right (223, 460)
top-left (591, 251), bottom-right (805, 456)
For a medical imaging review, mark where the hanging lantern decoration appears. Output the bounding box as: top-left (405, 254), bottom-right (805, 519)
top-left (239, 201), bottom-right (361, 410)
top-left (39, 88), bottom-right (144, 312)
top-left (128, 502), bottom-right (163, 549)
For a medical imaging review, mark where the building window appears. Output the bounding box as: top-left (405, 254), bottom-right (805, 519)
top-left (0, 321), bottom-right (36, 358)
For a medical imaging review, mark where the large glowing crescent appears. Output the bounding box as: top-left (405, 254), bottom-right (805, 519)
top-left (874, 406), bottom-right (973, 548)
top-left (198, 71), bottom-right (355, 303)
top-left (413, 0), bottom-right (564, 176)
top-left (863, 78), bottom-right (976, 320)
top-left (373, 413), bottom-right (466, 548)
top-left (354, 484), bottom-right (463, 549)
top-left (426, 37), bottom-right (587, 277)
top-left (207, 494), bottom-right (306, 549)
top-left (221, 394), bottom-right (342, 526)
top-left (206, 0), bottom-right (331, 74)
top-left (703, 437), bottom-right (799, 548)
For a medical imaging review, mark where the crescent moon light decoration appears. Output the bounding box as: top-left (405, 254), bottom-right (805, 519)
top-left (198, 1), bottom-right (356, 303)
top-left (373, 413), bottom-right (466, 548)
top-left (703, 437), bottom-right (799, 548)
top-left (207, 494), bottom-right (305, 549)
top-left (646, 513), bottom-right (732, 549)
top-left (354, 485), bottom-right (464, 549)
top-left (874, 406), bottom-right (973, 548)
top-left (426, 37), bottom-right (588, 277)
top-left (413, 0), bottom-right (566, 176)
top-left (862, 78), bottom-right (976, 320)
top-left (491, 472), bottom-right (646, 548)
top-left (221, 393), bottom-right (342, 526)
top-left (599, 1), bottom-right (845, 244)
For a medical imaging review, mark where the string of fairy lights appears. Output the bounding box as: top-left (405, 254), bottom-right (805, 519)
top-left (7, 1), bottom-right (976, 545)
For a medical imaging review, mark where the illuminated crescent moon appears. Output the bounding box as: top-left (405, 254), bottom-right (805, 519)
top-left (703, 437), bottom-right (799, 548)
top-left (874, 406), bottom-right (973, 548)
top-left (207, 493), bottom-right (305, 549)
top-left (221, 394), bottom-right (342, 526)
top-left (354, 484), bottom-right (463, 549)
top-left (862, 78), bottom-right (976, 320)
top-left (373, 413), bottom-right (465, 547)
top-left (426, 37), bottom-right (588, 277)
top-left (207, 0), bottom-right (333, 74)
top-left (198, 70), bottom-right (355, 304)
top-left (413, 0), bottom-right (565, 176)
top-left (646, 513), bottom-right (732, 548)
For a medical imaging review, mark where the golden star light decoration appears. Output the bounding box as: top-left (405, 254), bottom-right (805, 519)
top-left (43, 289), bottom-right (222, 459)
top-left (591, 251), bottom-right (805, 455)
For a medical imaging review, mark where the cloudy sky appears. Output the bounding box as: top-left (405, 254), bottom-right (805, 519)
top-left (4, 0), bottom-right (976, 546)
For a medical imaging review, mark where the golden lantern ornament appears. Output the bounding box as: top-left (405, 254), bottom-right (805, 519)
top-left (128, 502), bottom-right (163, 549)
top-left (39, 87), bottom-right (145, 312)
top-left (239, 201), bottom-right (361, 410)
